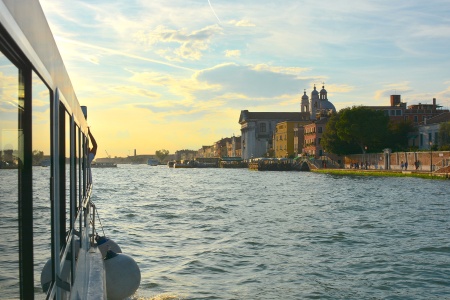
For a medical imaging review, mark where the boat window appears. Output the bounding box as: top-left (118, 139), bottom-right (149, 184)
top-left (32, 71), bottom-right (51, 297)
top-left (65, 109), bottom-right (71, 242)
top-left (0, 49), bottom-right (21, 298)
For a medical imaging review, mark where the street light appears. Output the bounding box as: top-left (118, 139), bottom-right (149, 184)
top-left (429, 141), bottom-right (433, 173)
top-left (364, 146), bottom-right (368, 169)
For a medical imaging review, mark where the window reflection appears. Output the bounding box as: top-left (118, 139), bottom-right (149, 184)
top-left (32, 71), bottom-right (51, 298)
top-left (0, 49), bottom-right (20, 298)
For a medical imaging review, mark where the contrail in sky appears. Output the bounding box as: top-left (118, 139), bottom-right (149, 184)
top-left (208, 0), bottom-right (221, 23)
top-left (56, 37), bottom-right (197, 72)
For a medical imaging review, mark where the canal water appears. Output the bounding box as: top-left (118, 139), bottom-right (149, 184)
top-left (1, 165), bottom-right (449, 299)
top-left (91, 165), bottom-right (449, 300)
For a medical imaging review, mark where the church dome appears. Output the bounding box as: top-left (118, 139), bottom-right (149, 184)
top-left (311, 85), bottom-right (318, 96)
top-left (301, 90), bottom-right (309, 101)
top-left (320, 85), bottom-right (327, 94)
top-left (320, 100), bottom-right (336, 112)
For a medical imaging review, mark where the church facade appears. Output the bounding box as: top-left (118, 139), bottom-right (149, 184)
top-left (239, 85), bottom-right (336, 159)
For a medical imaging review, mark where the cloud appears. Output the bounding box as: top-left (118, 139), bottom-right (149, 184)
top-left (111, 85), bottom-right (160, 99)
top-left (374, 82), bottom-right (413, 100)
top-left (225, 50), bottom-right (241, 58)
top-left (195, 63), bottom-right (310, 98)
top-left (229, 19), bottom-right (256, 27)
top-left (55, 37), bottom-right (195, 71)
top-left (135, 24), bottom-right (223, 61)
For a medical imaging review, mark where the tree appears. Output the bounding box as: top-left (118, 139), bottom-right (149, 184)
top-left (438, 121), bottom-right (450, 150)
top-left (321, 112), bottom-right (360, 155)
top-left (32, 150), bottom-right (44, 165)
top-left (386, 120), bottom-right (416, 152)
top-left (155, 149), bottom-right (169, 162)
top-left (335, 106), bottom-right (390, 153)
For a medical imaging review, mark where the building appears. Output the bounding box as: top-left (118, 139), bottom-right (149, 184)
top-left (239, 85), bottom-right (336, 160)
top-left (302, 85), bottom-right (336, 120)
top-left (197, 145), bottom-right (214, 158)
top-left (293, 126), bottom-right (305, 156)
top-left (239, 111), bottom-right (310, 160)
top-left (367, 95), bottom-right (449, 124)
top-left (214, 137), bottom-right (232, 158)
top-left (303, 116), bottom-right (329, 157)
top-left (416, 112), bottom-right (450, 150)
top-left (274, 121), bottom-right (310, 158)
top-left (226, 136), bottom-right (241, 157)
top-left (175, 149), bottom-right (197, 161)
top-left (300, 85), bottom-right (336, 157)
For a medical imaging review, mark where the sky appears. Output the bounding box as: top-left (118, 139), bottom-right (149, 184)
top-left (38, 0), bottom-right (450, 157)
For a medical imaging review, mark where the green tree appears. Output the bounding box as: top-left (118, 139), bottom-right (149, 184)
top-left (438, 121), bottom-right (450, 150)
top-left (387, 120), bottom-right (416, 152)
top-left (335, 106), bottom-right (390, 153)
top-left (321, 112), bottom-right (360, 155)
top-left (155, 149), bottom-right (169, 162)
top-left (32, 150), bottom-right (44, 165)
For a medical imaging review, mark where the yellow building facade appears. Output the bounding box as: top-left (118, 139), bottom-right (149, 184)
top-left (274, 121), bottom-right (311, 158)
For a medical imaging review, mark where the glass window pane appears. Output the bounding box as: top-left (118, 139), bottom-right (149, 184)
top-left (66, 110), bottom-right (71, 240)
top-left (0, 49), bottom-right (20, 299)
top-left (32, 71), bottom-right (51, 298)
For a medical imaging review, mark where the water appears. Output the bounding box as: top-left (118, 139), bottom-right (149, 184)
top-left (1, 166), bottom-right (449, 299)
top-left (90, 165), bottom-right (449, 300)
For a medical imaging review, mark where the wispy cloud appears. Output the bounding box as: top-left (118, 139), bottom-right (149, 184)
top-left (225, 50), bottom-right (241, 58)
top-left (134, 25), bottom-right (223, 61)
top-left (55, 36), bottom-right (196, 71)
top-left (229, 19), bottom-right (256, 27)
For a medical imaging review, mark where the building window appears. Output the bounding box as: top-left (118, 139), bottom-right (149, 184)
top-left (390, 110), bottom-right (395, 116)
top-left (396, 110), bottom-right (402, 116)
top-left (318, 127), bottom-right (322, 133)
top-left (260, 123), bottom-right (266, 133)
top-left (414, 116), bottom-right (418, 123)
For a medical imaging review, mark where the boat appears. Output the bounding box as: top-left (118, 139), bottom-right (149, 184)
top-left (147, 158), bottom-right (159, 166)
top-left (40, 159), bottom-right (51, 167)
top-left (167, 160), bottom-right (176, 167)
top-left (91, 162), bottom-right (118, 168)
top-left (0, 1), bottom-right (140, 299)
top-left (173, 160), bottom-right (195, 168)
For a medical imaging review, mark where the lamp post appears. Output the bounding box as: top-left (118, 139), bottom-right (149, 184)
top-left (429, 141), bottom-right (433, 173)
top-left (364, 146), bottom-right (368, 169)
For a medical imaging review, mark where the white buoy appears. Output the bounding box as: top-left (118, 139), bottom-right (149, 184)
top-left (104, 251), bottom-right (141, 300)
top-left (40, 237), bottom-right (80, 292)
top-left (40, 258), bottom-right (71, 292)
top-left (96, 236), bottom-right (122, 258)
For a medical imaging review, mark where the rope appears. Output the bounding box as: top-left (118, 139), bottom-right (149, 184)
top-left (91, 201), bottom-right (106, 237)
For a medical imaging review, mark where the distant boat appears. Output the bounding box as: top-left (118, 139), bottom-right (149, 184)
top-left (147, 158), bottom-right (159, 166)
top-left (40, 159), bottom-right (51, 167)
top-left (173, 160), bottom-right (195, 168)
top-left (91, 162), bottom-right (117, 168)
top-left (167, 161), bottom-right (175, 168)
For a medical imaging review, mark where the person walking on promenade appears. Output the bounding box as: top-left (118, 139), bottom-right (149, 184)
top-left (401, 161), bottom-right (404, 170)
top-left (405, 161), bottom-right (408, 170)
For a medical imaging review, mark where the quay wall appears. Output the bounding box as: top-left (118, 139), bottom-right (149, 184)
top-left (344, 151), bottom-right (450, 172)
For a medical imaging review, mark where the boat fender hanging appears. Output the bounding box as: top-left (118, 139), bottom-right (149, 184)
top-left (40, 258), bottom-right (71, 293)
top-left (104, 250), bottom-right (141, 300)
top-left (40, 237), bottom-right (80, 293)
top-left (96, 236), bottom-right (122, 257)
